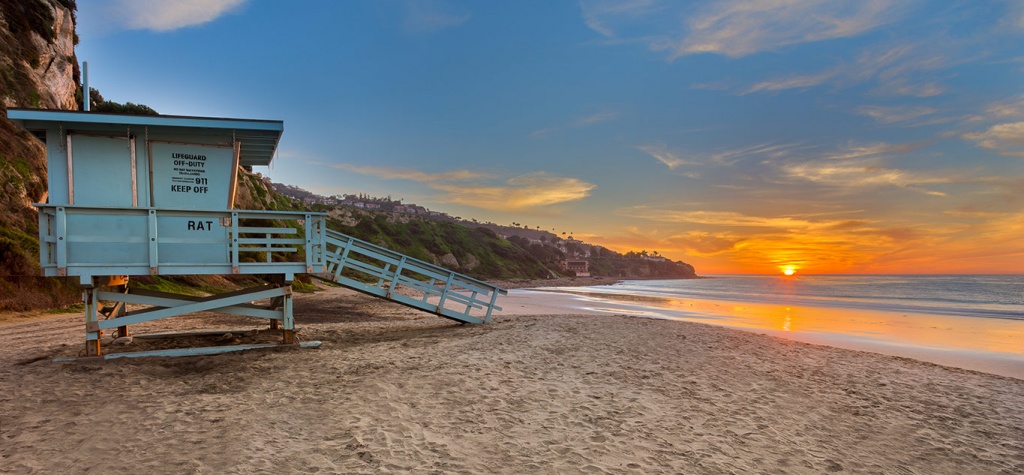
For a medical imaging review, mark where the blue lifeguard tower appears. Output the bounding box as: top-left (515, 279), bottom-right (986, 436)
top-left (9, 109), bottom-right (506, 359)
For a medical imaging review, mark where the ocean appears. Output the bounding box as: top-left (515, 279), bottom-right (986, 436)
top-left (562, 274), bottom-right (1024, 321)
top-left (519, 274), bottom-right (1024, 377)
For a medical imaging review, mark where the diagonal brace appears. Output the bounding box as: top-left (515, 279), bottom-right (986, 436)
top-left (87, 286), bottom-right (290, 332)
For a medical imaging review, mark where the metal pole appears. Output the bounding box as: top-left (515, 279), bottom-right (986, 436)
top-left (82, 61), bottom-right (90, 111)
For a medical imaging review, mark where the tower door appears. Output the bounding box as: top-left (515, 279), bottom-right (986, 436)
top-left (68, 134), bottom-right (137, 207)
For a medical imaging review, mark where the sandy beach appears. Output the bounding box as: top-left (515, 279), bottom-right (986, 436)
top-left (1, 284), bottom-right (1023, 474)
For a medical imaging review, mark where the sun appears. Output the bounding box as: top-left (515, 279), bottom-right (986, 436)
top-left (782, 266), bottom-right (796, 276)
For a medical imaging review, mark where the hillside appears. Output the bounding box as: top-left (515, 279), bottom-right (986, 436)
top-left (278, 184), bottom-right (698, 280)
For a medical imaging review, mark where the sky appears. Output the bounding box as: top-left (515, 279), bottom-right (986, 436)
top-left (74, 0), bottom-right (1024, 275)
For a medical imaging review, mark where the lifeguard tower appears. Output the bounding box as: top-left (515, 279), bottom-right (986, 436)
top-left (9, 109), bottom-right (506, 359)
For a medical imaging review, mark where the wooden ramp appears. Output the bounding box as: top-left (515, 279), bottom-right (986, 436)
top-left (320, 229), bottom-right (506, 324)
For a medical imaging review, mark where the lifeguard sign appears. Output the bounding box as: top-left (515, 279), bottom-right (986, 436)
top-left (150, 141), bottom-right (238, 210)
top-left (9, 109), bottom-right (327, 356)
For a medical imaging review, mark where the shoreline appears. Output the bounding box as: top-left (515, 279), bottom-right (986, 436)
top-left (496, 283), bottom-right (1024, 380)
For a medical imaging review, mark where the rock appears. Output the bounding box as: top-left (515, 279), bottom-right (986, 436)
top-left (440, 253), bottom-right (460, 269)
top-left (461, 253), bottom-right (479, 271)
top-left (111, 336), bottom-right (133, 345)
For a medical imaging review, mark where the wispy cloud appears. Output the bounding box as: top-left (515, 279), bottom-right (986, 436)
top-left (623, 207), bottom-right (823, 229)
top-left (581, 0), bottom-right (910, 60)
top-left (668, 0), bottom-right (907, 58)
top-left (856, 105), bottom-right (937, 124)
top-left (105, 0), bottom-right (246, 32)
top-left (432, 173), bottom-right (597, 211)
top-left (968, 95), bottom-right (1024, 122)
top-left (999, 1), bottom-right (1024, 32)
top-left (711, 142), bottom-right (805, 165)
top-left (764, 141), bottom-right (949, 195)
top-left (671, 231), bottom-right (746, 256)
top-left (741, 43), bottom-right (949, 97)
top-left (330, 164), bottom-right (595, 211)
top-left (580, 0), bottom-right (663, 39)
top-left (779, 160), bottom-right (950, 195)
top-left (531, 110), bottom-right (618, 138)
top-left (637, 144), bottom-right (695, 169)
top-left (742, 70), bottom-right (837, 94)
top-left (402, 0), bottom-right (471, 34)
top-left (822, 141), bottom-right (924, 160)
top-left (641, 142), bottom-right (805, 171)
top-left (962, 122), bottom-right (1024, 158)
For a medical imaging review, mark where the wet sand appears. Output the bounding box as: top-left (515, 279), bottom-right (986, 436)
top-left (501, 288), bottom-right (1024, 380)
top-left (1, 285), bottom-right (1022, 473)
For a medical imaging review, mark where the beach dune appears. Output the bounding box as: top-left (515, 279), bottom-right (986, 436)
top-left (1, 285), bottom-right (1022, 473)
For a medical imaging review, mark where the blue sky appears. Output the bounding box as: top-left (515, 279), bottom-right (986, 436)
top-left (76, 0), bottom-right (1024, 274)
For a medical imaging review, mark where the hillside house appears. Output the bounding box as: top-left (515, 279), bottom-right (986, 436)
top-left (561, 259), bottom-right (590, 277)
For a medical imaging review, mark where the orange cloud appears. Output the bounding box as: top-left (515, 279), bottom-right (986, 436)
top-left (433, 172), bottom-right (596, 211)
top-left (329, 164), bottom-right (595, 212)
top-left (605, 206), bottom-right (963, 273)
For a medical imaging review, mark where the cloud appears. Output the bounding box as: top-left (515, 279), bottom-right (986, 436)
top-left (860, 44), bottom-right (951, 97)
top-left (710, 142), bottom-right (805, 164)
top-left (403, 0), bottom-right (471, 33)
top-left (968, 96), bottom-right (1024, 122)
top-left (742, 70), bottom-right (838, 94)
top-left (641, 142), bottom-right (806, 171)
top-left (962, 122), bottom-right (1024, 157)
top-left (669, 0), bottom-right (905, 58)
top-left (623, 208), bottom-right (816, 229)
top-left (637, 144), bottom-right (695, 169)
top-left (780, 160), bottom-right (949, 194)
top-left (855, 105), bottom-right (937, 124)
top-left (671, 231), bottom-right (746, 256)
top-left (106, 0), bottom-right (246, 32)
top-left (822, 141), bottom-right (924, 160)
top-left (1000, 1), bottom-right (1024, 32)
top-left (580, 0), bottom-right (663, 39)
top-left (757, 141), bottom-right (948, 195)
top-left (432, 173), bottom-right (597, 211)
top-left (581, 0), bottom-right (909, 60)
top-left (614, 205), bottom-right (949, 272)
top-left (740, 43), bottom-right (949, 97)
top-left (332, 164), bottom-right (594, 211)
top-left (531, 110), bottom-right (618, 138)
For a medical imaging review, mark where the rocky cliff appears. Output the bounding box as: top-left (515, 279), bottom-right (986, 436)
top-left (0, 0), bottom-right (78, 110)
top-left (0, 0), bottom-right (80, 310)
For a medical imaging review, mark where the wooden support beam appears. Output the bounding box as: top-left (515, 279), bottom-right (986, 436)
top-left (53, 341), bottom-right (322, 362)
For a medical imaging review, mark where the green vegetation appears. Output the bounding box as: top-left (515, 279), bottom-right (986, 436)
top-left (85, 88), bottom-right (158, 115)
top-left (327, 210), bottom-right (551, 280)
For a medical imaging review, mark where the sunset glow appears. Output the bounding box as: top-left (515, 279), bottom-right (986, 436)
top-left (783, 267), bottom-right (796, 276)
top-left (75, 1), bottom-right (1024, 274)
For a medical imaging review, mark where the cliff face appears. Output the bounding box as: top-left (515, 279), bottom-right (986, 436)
top-left (0, 1), bottom-right (79, 110)
top-left (0, 0), bottom-right (79, 310)
top-left (26, 2), bottom-right (77, 109)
